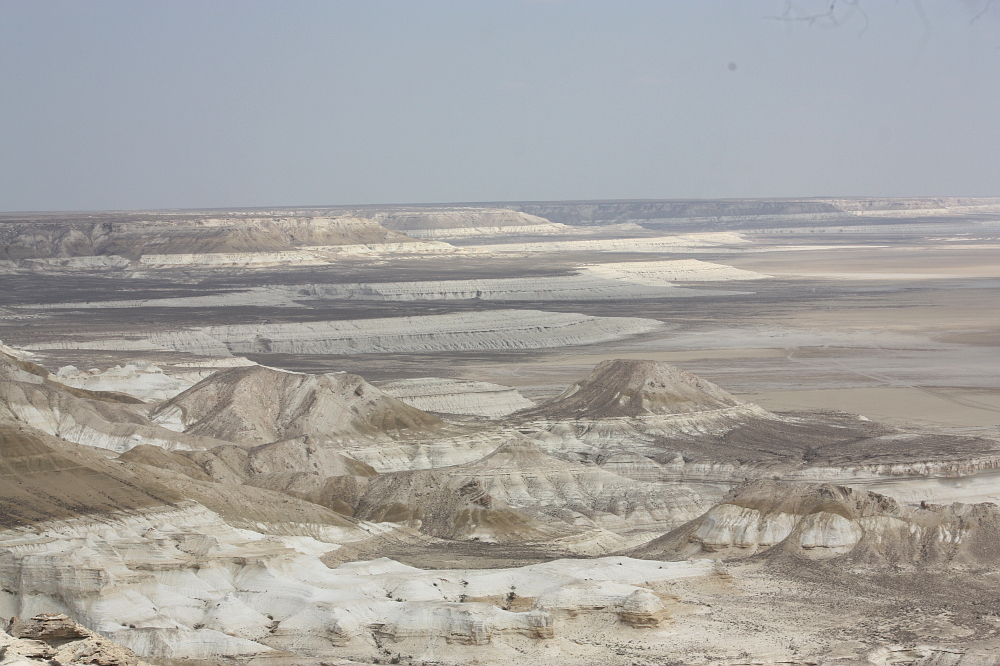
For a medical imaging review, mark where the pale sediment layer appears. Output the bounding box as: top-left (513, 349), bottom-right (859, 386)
top-left (401, 223), bottom-right (570, 238)
top-left (136, 241), bottom-right (456, 267)
top-left (55, 356), bottom-right (256, 400)
top-left (377, 378), bottom-right (536, 417)
top-left (24, 259), bottom-right (764, 310)
top-left (465, 231), bottom-right (750, 254)
top-left (0, 215), bottom-right (428, 262)
top-left (581, 259), bottom-right (767, 283)
top-left (299, 274), bottom-right (687, 302)
top-left (351, 439), bottom-right (717, 542)
top-left (373, 208), bottom-right (552, 231)
top-left (24, 310), bottom-right (667, 356)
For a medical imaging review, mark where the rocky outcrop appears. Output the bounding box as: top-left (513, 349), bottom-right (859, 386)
top-left (8, 613), bottom-right (91, 641)
top-left (618, 589), bottom-right (671, 628)
top-left (344, 439), bottom-right (709, 544)
top-left (630, 480), bottom-right (1000, 565)
top-left (1, 614), bottom-right (147, 666)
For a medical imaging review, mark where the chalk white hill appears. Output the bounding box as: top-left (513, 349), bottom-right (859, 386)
top-left (0, 421), bottom-right (716, 662)
top-left (0, 494), bottom-right (710, 661)
top-left (150, 365), bottom-right (444, 446)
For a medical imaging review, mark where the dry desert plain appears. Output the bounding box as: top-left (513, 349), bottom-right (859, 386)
top-left (0, 198), bottom-right (999, 666)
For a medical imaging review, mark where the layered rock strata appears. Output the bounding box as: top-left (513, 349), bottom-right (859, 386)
top-left (0, 351), bottom-right (227, 453)
top-left (631, 480), bottom-right (1000, 564)
top-left (376, 378), bottom-right (535, 418)
top-left (25, 310), bottom-right (666, 357)
top-left (0, 215), bottom-right (421, 262)
top-left (1, 614), bottom-right (148, 666)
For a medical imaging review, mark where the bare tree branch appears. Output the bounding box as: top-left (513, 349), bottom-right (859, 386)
top-left (971, 0), bottom-right (996, 24)
top-left (765, 0), bottom-right (869, 38)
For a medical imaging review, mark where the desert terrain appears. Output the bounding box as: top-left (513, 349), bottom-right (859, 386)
top-left (1, 198), bottom-right (999, 666)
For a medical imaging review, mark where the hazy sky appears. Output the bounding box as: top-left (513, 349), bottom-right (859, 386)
top-left (1, 1), bottom-right (998, 211)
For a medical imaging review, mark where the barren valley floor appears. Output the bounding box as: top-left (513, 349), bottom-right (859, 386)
top-left (1, 199), bottom-right (999, 665)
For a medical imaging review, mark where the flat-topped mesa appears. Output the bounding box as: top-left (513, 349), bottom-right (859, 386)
top-left (0, 214), bottom-right (420, 262)
top-left (520, 359), bottom-right (745, 420)
top-left (151, 365), bottom-right (444, 447)
top-left (373, 208), bottom-right (551, 231)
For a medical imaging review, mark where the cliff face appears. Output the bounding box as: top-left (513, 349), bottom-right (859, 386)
top-left (25, 311), bottom-right (666, 358)
top-left (0, 214), bottom-right (416, 261)
top-left (373, 208), bottom-right (551, 231)
top-left (492, 197), bottom-right (1000, 228)
top-left (2, 614), bottom-right (148, 666)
